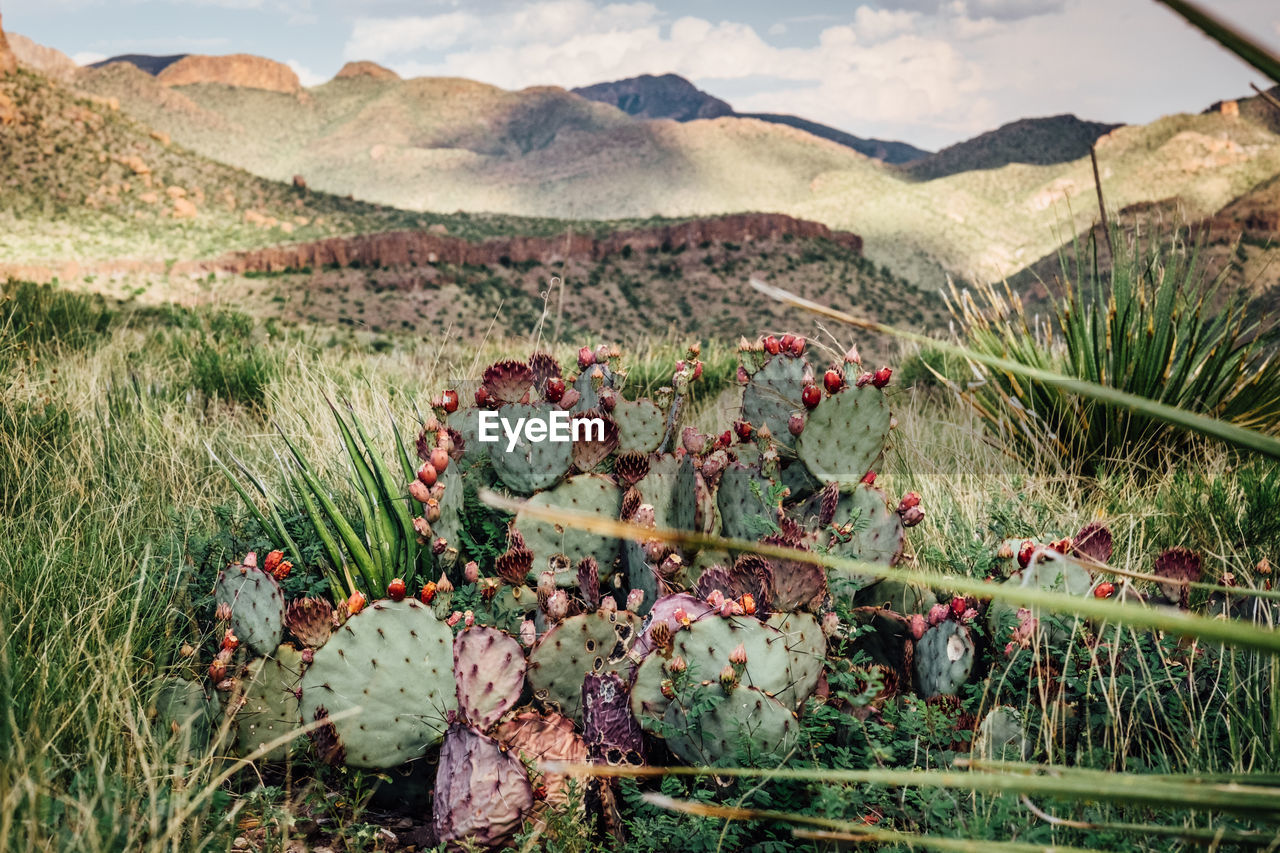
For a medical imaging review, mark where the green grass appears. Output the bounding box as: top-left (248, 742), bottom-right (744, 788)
top-left (2, 284), bottom-right (1278, 851)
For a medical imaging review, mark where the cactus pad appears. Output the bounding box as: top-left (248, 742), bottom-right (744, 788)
top-left (285, 597), bottom-right (334, 649)
top-left (233, 644), bottom-right (303, 761)
top-left (613, 399), bottom-right (667, 454)
top-left (493, 711), bottom-right (589, 808)
top-left (299, 598), bottom-right (455, 767)
top-left (973, 706), bottom-right (1027, 760)
top-left (514, 474), bottom-right (623, 584)
top-left (914, 620), bottom-right (975, 699)
top-left (632, 453), bottom-right (697, 534)
top-left (764, 611), bottom-right (827, 708)
top-left (486, 403), bottom-right (573, 493)
top-left (454, 627), bottom-right (526, 730)
top-left (663, 684), bottom-right (798, 767)
top-left (716, 461), bottom-right (778, 543)
top-left (795, 384), bottom-right (890, 484)
top-left (430, 461), bottom-right (467, 553)
top-left (741, 354), bottom-right (807, 449)
top-left (433, 722), bottom-right (534, 850)
top-left (216, 564), bottom-right (285, 657)
top-left (528, 610), bottom-right (640, 720)
top-left (854, 578), bottom-right (937, 615)
top-left (150, 677), bottom-right (216, 752)
top-left (582, 671), bottom-right (644, 765)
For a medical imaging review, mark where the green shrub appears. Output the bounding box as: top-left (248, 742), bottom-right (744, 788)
top-left (0, 279), bottom-right (112, 351)
top-left (949, 226), bottom-right (1280, 471)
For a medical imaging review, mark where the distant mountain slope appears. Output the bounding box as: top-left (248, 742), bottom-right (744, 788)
top-left (571, 73), bottom-right (929, 163)
top-left (89, 53), bottom-right (187, 75)
top-left (8, 31), bottom-right (77, 83)
top-left (903, 115), bottom-right (1121, 180)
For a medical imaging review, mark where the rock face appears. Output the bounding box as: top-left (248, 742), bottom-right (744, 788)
top-left (212, 212), bottom-right (861, 275)
top-left (7, 32), bottom-right (77, 83)
top-left (157, 54), bottom-right (300, 94)
top-left (334, 61), bottom-right (400, 82)
top-left (573, 73), bottom-right (732, 122)
top-left (0, 15), bottom-right (18, 76)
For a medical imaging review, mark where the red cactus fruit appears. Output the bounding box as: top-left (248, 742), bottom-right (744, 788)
top-left (347, 591), bottom-right (367, 615)
top-left (861, 470), bottom-right (876, 485)
top-left (408, 480), bottom-right (432, 503)
top-left (855, 371), bottom-right (874, 387)
top-left (900, 506), bottom-right (924, 527)
top-left (441, 389), bottom-right (459, 413)
top-left (388, 578), bottom-right (407, 602)
top-left (544, 377), bottom-right (566, 403)
top-left (898, 492), bottom-right (921, 511)
top-left (430, 448), bottom-right (450, 474)
top-left (872, 367), bottom-right (892, 388)
top-left (789, 336), bottom-right (806, 356)
top-left (418, 462), bottom-right (438, 487)
top-left (788, 413), bottom-right (805, 436)
top-left (779, 334), bottom-right (796, 351)
top-left (734, 420), bottom-right (753, 441)
top-left (578, 346), bottom-right (594, 369)
top-left (802, 384), bottom-right (821, 409)
top-left (1049, 537), bottom-right (1071, 554)
top-left (823, 369), bottom-right (844, 394)
top-left (763, 335), bottom-right (781, 355)
top-left (1017, 541), bottom-right (1036, 569)
top-left (717, 430), bottom-right (732, 448)
top-left (208, 659), bottom-right (227, 681)
top-left (221, 628), bottom-right (239, 651)
top-left (1094, 582), bottom-right (1115, 599)
top-left (420, 581), bottom-right (438, 604)
top-left (475, 386), bottom-right (492, 407)
top-left (264, 550), bottom-right (284, 575)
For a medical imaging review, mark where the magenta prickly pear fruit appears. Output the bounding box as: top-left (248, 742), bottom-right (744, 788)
top-left (441, 389), bottom-right (459, 413)
top-left (599, 388), bottom-right (617, 411)
top-left (408, 480), bottom-right (431, 503)
top-left (801, 384), bottom-right (821, 410)
top-left (546, 590), bottom-right (569, 622)
top-left (821, 612), bottom-right (841, 638)
top-left (464, 560), bottom-right (480, 584)
top-left (417, 462), bottom-right (438, 487)
top-left (733, 420), bottom-right (753, 441)
top-left (301, 647), bottom-right (314, 664)
top-left (779, 334), bottom-right (796, 352)
top-left (429, 447), bottom-right (450, 474)
top-left (544, 376), bottom-right (566, 403)
top-left (872, 366), bottom-right (892, 388)
top-left (788, 413), bottom-right (805, 436)
top-left (898, 492), bottom-right (921, 511)
top-left (626, 589), bottom-right (645, 612)
top-left (823, 369), bottom-right (844, 394)
top-left (737, 365), bottom-right (749, 384)
top-left (559, 387), bottom-right (581, 408)
top-left (861, 470), bottom-right (876, 485)
top-left (789, 336), bottom-right (806, 356)
top-left (475, 386), bottom-right (493, 407)
top-left (901, 506), bottom-right (924, 527)
top-left (855, 371), bottom-right (874, 387)
top-left (578, 346), bottom-right (594, 369)
top-left (763, 335), bottom-right (781, 355)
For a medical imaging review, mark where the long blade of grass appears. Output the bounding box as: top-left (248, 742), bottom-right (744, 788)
top-left (553, 763), bottom-right (1280, 817)
top-left (483, 490), bottom-right (1280, 654)
top-left (228, 451), bottom-right (305, 568)
top-left (1152, 0), bottom-right (1280, 84)
top-left (327, 401), bottom-right (391, 585)
top-left (748, 278), bottom-right (1280, 459)
top-left (284, 464), bottom-right (350, 597)
top-left (342, 399), bottom-right (419, 585)
top-left (642, 794), bottom-right (1110, 853)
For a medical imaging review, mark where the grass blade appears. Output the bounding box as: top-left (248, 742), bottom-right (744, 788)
top-left (1152, 0), bottom-right (1280, 84)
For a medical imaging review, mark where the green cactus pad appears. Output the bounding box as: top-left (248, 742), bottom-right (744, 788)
top-left (513, 474), bottom-right (623, 584)
top-left (454, 626), bottom-right (526, 730)
top-left (987, 550), bottom-right (1092, 644)
top-left (571, 363), bottom-right (618, 413)
top-left (233, 644), bottom-right (303, 762)
top-left (848, 607), bottom-right (913, 683)
top-left (742, 354), bottom-right (808, 448)
top-left (717, 461), bottom-right (778, 543)
top-left (631, 614), bottom-right (806, 726)
top-left (216, 564), bottom-right (285, 657)
top-left (483, 584), bottom-right (538, 631)
top-left (853, 578), bottom-right (937, 615)
top-left (634, 453), bottom-right (697, 534)
top-left (764, 611), bottom-right (827, 709)
top-left (486, 403), bottom-right (573, 494)
top-left (150, 677), bottom-right (217, 753)
top-left (613, 398), bottom-right (667, 454)
top-left (428, 461), bottom-right (467, 554)
top-left (914, 620), bottom-right (976, 699)
top-left (663, 684), bottom-right (798, 767)
top-left (802, 484), bottom-right (903, 595)
top-left (973, 706), bottom-right (1027, 761)
top-left (433, 723), bottom-right (534, 850)
top-left (527, 610), bottom-right (641, 721)
top-left (299, 598), bottom-right (456, 768)
top-left (795, 385), bottom-right (890, 484)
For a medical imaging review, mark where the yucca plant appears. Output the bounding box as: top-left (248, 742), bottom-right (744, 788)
top-left (946, 226), bottom-right (1280, 471)
top-left (212, 400), bottom-right (425, 601)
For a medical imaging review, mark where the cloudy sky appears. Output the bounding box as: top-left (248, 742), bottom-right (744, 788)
top-left (5, 0), bottom-right (1279, 149)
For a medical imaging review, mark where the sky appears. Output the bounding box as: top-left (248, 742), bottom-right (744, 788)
top-left (4, 0), bottom-right (1279, 150)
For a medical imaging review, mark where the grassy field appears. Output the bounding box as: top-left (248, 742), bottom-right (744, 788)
top-left (3, 278), bottom-right (1278, 851)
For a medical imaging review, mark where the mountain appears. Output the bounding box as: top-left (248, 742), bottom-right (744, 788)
top-left (902, 115), bottom-right (1122, 180)
top-left (572, 72), bottom-right (929, 163)
top-left (89, 53), bottom-right (187, 75)
top-left (7, 31), bottom-right (77, 83)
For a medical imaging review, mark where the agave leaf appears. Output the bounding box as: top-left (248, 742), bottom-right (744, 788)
top-left (342, 399), bottom-right (420, 586)
top-left (1153, 0), bottom-right (1280, 84)
top-left (284, 463), bottom-right (352, 598)
top-left (326, 401), bottom-right (392, 586)
top-left (228, 450), bottom-right (305, 569)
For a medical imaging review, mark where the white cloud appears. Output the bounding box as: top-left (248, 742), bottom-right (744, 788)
top-left (852, 6), bottom-right (919, 42)
top-left (286, 58), bottom-right (324, 86)
top-left (71, 51), bottom-right (109, 66)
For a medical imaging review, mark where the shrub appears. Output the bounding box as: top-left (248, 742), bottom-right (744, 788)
top-left (948, 226), bottom-right (1280, 471)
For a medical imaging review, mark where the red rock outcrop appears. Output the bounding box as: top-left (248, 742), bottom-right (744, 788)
top-left (0, 15), bottom-right (18, 76)
top-left (334, 61), bottom-right (400, 82)
top-left (212, 212), bottom-right (861, 274)
top-left (157, 54), bottom-right (300, 94)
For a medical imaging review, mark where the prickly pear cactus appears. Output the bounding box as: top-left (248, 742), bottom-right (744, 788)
top-left (716, 461), bottom-right (778, 542)
top-left (285, 597), bottom-right (334, 649)
top-left (150, 677), bottom-right (216, 752)
top-left (430, 461), bottom-right (467, 552)
top-left (632, 453), bottom-right (698, 534)
top-left (741, 353), bottom-right (807, 448)
top-left (765, 611), bottom-right (826, 707)
top-left (433, 722), bottom-right (534, 850)
top-left (299, 599), bottom-right (456, 767)
top-left (216, 564), bottom-right (285, 657)
top-left (514, 474), bottom-right (622, 583)
top-left (454, 626), bottom-right (525, 730)
top-left (663, 684), bottom-right (799, 767)
top-left (800, 484), bottom-right (903, 596)
top-left (582, 671), bottom-right (644, 765)
top-left (487, 403), bottom-right (573, 494)
top-left (973, 706), bottom-right (1027, 760)
top-left (854, 578), bottom-right (937, 615)
top-left (914, 620), bottom-right (976, 699)
top-left (795, 384), bottom-right (890, 484)
top-left (528, 610), bottom-right (640, 720)
top-left (613, 398), bottom-right (666, 453)
top-left (233, 644), bottom-right (303, 762)
top-left (493, 711), bottom-right (589, 808)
